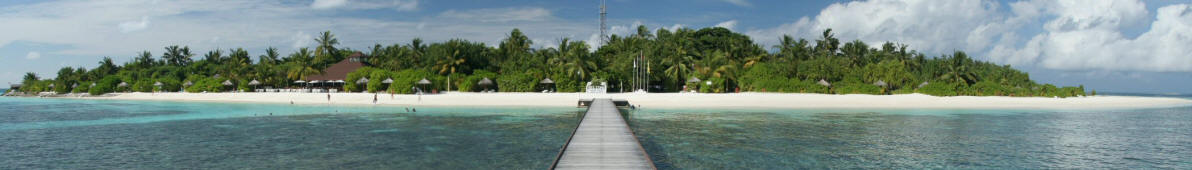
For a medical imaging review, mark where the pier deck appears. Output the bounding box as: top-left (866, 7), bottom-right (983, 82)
top-left (552, 99), bottom-right (654, 170)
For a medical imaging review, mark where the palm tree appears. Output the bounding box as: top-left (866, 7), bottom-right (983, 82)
top-left (663, 46), bottom-right (694, 88)
top-left (162, 45), bottom-right (193, 66)
top-left (285, 48), bottom-right (321, 81)
top-left (435, 50), bottom-right (465, 91)
top-left (315, 31), bottom-right (339, 57)
top-left (938, 52), bottom-right (979, 86)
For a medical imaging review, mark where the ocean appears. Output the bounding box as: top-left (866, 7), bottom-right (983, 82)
top-left (2, 96), bottom-right (1191, 169)
top-left (0, 97), bottom-right (581, 169)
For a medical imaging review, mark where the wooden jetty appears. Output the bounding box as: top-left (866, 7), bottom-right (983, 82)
top-left (552, 99), bottom-right (655, 170)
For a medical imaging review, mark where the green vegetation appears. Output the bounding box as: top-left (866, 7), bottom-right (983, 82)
top-left (16, 27), bottom-right (1087, 97)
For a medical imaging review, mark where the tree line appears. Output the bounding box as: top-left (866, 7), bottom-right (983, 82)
top-left (16, 27), bottom-right (1089, 97)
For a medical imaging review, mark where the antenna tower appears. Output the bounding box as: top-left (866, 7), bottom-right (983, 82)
top-left (600, 0), bottom-right (608, 45)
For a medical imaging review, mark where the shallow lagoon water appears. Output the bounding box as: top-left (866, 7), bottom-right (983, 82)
top-left (627, 106), bottom-right (1192, 169)
top-left (0, 97), bottom-right (581, 169)
top-left (3, 97), bottom-right (1192, 169)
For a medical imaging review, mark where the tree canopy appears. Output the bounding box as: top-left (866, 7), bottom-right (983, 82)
top-left (16, 27), bottom-right (1087, 97)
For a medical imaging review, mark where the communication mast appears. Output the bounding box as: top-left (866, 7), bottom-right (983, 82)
top-left (600, 0), bottom-right (608, 45)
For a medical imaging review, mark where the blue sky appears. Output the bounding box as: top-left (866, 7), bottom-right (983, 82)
top-left (1, 0), bottom-right (1190, 94)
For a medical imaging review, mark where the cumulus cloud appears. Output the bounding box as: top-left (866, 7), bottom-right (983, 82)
top-left (118, 16), bottom-right (150, 33)
top-left (25, 52), bottom-right (40, 60)
top-left (992, 3), bottom-right (1192, 72)
top-left (748, 0), bottom-right (1191, 72)
top-left (394, 0), bottom-right (418, 11)
top-left (714, 20), bottom-right (737, 31)
top-left (747, 0), bottom-right (1010, 55)
top-left (723, 0), bottom-right (751, 7)
top-left (290, 31), bottom-right (314, 49)
top-left (439, 7), bottom-right (553, 22)
top-left (311, 0), bottom-right (347, 9)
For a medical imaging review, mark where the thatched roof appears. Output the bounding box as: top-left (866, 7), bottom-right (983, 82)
top-left (248, 80), bottom-right (261, 85)
top-left (417, 78), bottom-right (431, 85)
top-left (479, 77), bottom-right (494, 85)
top-left (687, 77), bottom-right (701, 83)
top-left (355, 77), bottom-right (369, 84)
top-left (153, 82), bottom-right (163, 86)
top-left (117, 82), bottom-right (129, 87)
top-left (539, 78), bottom-right (553, 84)
top-left (293, 80), bottom-right (306, 84)
top-left (817, 79), bottom-right (831, 87)
top-left (183, 81), bottom-right (193, 86)
top-left (381, 78), bottom-right (394, 84)
top-left (222, 80), bottom-right (233, 86)
top-left (307, 52), bottom-right (367, 81)
top-left (874, 80), bottom-right (888, 87)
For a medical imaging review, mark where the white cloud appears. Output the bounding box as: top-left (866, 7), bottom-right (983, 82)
top-left (992, 3), bottom-right (1192, 72)
top-left (394, 0), bottom-right (418, 11)
top-left (25, 52), bottom-right (40, 60)
top-left (439, 7), bottom-right (553, 22)
top-left (311, 0), bottom-right (347, 9)
top-left (747, 0), bottom-right (1010, 55)
top-left (290, 31), bottom-right (314, 49)
top-left (714, 20), bottom-right (737, 31)
top-left (723, 0), bottom-right (752, 7)
top-left (118, 16), bottom-right (150, 33)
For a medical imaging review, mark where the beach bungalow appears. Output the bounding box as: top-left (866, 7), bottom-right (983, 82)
top-left (306, 52), bottom-right (369, 92)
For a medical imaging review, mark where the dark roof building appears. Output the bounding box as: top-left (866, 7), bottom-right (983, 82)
top-left (307, 52), bottom-right (368, 81)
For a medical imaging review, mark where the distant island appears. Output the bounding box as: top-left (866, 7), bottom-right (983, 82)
top-left (10, 27), bottom-right (1089, 97)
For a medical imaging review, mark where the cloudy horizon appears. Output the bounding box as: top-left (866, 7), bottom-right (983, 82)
top-left (2, 0), bottom-right (1190, 94)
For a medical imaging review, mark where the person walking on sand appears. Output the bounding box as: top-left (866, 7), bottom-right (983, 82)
top-left (327, 93), bottom-right (331, 102)
top-left (373, 93), bottom-right (378, 104)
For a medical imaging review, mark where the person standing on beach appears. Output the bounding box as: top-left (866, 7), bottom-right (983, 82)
top-left (327, 93), bottom-right (331, 102)
top-left (373, 94), bottom-right (378, 104)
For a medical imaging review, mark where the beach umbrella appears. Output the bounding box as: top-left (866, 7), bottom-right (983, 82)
top-left (356, 77), bottom-right (369, 84)
top-left (817, 79), bottom-right (831, 87)
top-left (873, 80), bottom-right (888, 88)
top-left (248, 80), bottom-right (261, 90)
top-left (416, 78), bottom-right (431, 93)
top-left (538, 78), bottom-right (553, 84)
top-left (117, 82), bottom-right (129, 87)
top-left (48, 84), bottom-right (54, 88)
top-left (917, 81), bottom-right (929, 89)
top-left (381, 78), bottom-right (394, 84)
top-left (153, 82), bottom-right (163, 92)
top-left (479, 78), bottom-right (494, 85)
top-left (294, 80), bottom-right (306, 84)
top-left (183, 81), bottom-right (193, 86)
top-left (222, 80), bottom-right (234, 86)
top-left (687, 77), bottom-right (701, 83)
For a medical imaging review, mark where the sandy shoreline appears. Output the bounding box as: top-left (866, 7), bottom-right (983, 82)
top-left (40, 92), bottom-right (1192, 110)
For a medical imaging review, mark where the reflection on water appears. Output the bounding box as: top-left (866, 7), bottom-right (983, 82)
top-left (0, 97), bottom-right (580, 169)
top-left (628, 107), bottom-right (1192, 169)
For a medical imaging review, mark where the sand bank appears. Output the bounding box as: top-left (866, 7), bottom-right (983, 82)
top-left (76, 92), bottom-right (1192, 110)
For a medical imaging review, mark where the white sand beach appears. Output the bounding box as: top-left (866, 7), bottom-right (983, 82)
top-left (77, 92), bottom-right (1192, 110)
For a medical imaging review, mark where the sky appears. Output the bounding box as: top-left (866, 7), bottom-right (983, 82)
top-left (1, 0), bottom-right (1190, 94)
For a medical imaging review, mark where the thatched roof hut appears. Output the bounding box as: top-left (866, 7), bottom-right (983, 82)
top-left (817, 79), bottom-right (831, 87)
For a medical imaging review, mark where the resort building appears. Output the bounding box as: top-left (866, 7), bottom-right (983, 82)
top-left (305, 52), bottom-right (368, 90)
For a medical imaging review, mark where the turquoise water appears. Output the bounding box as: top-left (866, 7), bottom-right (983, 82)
top-left (626, 106), bottom-right (1192, 169)
top-left (0, 97), bottom-right (582, 169)
top-left (3, 97), bottom-right (1192, 169)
